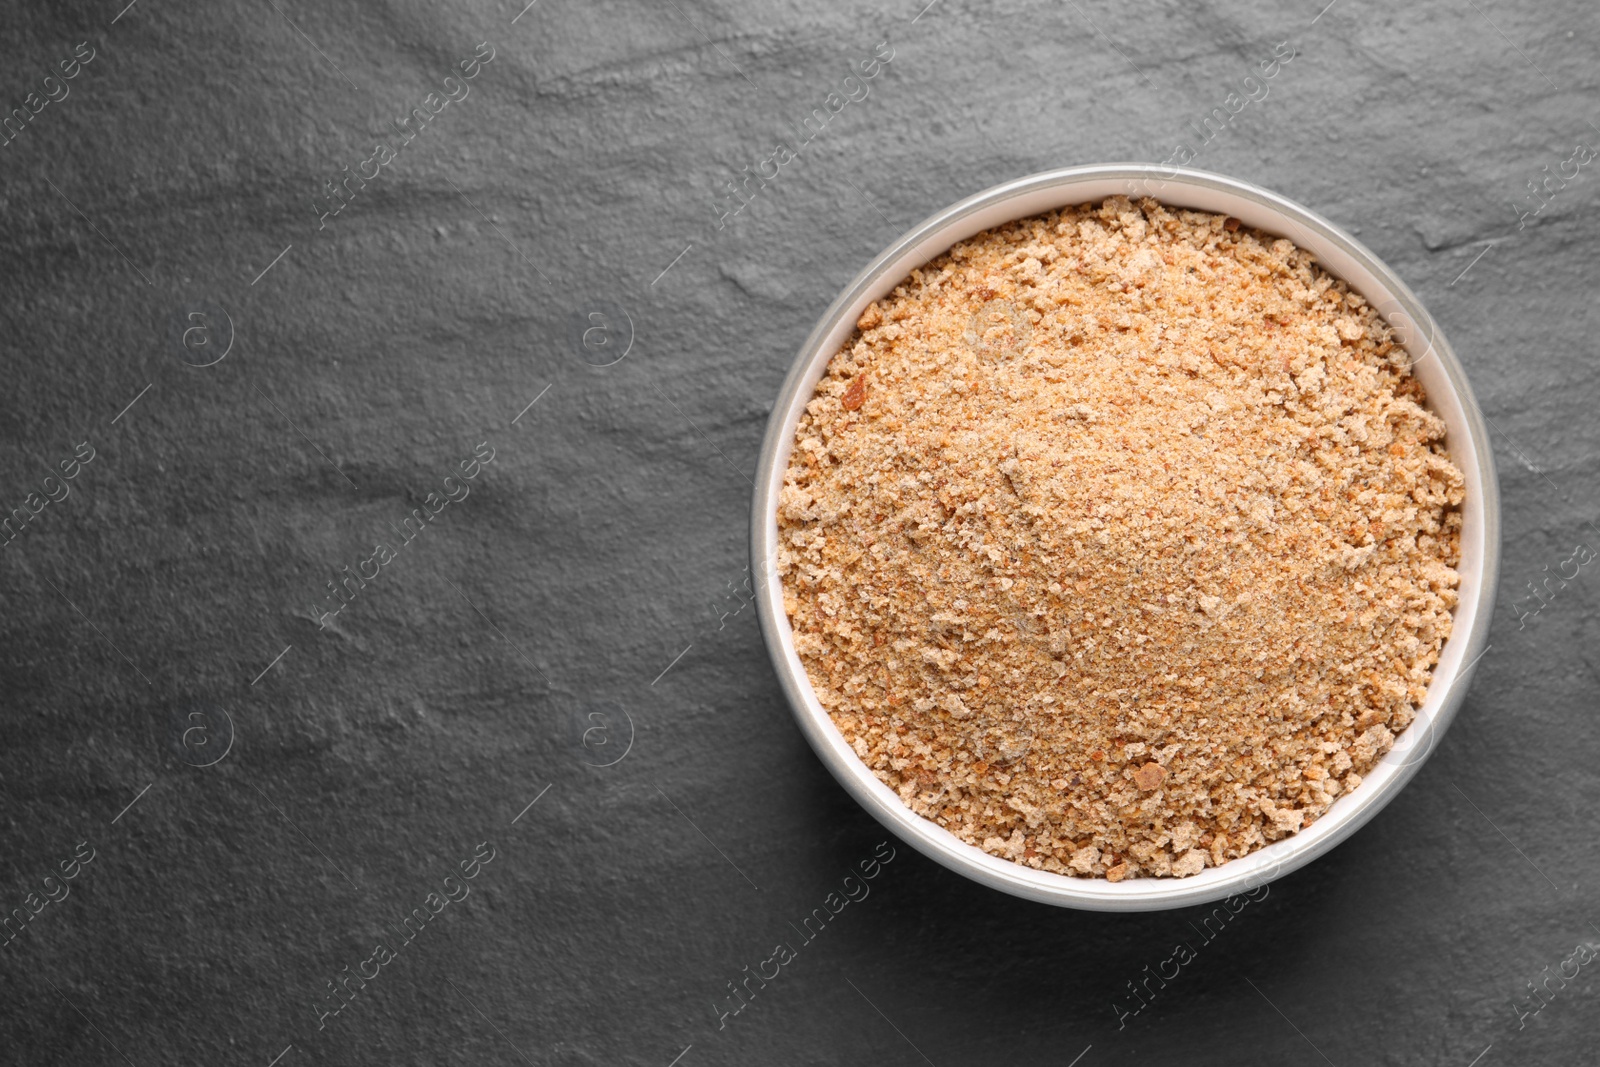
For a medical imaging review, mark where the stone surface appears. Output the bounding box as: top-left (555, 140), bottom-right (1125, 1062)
top-left (0, 0), bottom-right (1596, 1064)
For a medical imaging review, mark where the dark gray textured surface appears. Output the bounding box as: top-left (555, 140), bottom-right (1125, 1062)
top-left (1, 0), bottom-right (1596, 1064)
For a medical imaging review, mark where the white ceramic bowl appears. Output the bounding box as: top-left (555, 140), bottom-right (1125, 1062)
top-left (752, 165), bottom-right (1499, 911)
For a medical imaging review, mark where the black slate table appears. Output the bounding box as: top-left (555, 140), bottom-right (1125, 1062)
top-left (2, 1), bottom-right (1597, 1064)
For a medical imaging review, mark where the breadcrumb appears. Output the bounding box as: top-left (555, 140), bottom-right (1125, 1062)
top-left (778, 197), bottom-right (1463, 880)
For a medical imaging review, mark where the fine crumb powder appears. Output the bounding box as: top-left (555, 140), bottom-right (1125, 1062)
top-left (778, 196), bottom-right (1464, 880)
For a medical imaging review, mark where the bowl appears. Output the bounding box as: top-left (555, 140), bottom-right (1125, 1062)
top-left (751, 165), bottom-right (1499, 911)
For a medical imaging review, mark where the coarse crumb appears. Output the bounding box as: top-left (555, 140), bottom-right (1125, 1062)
top-left (778, 196), bottom-right (1463, 880)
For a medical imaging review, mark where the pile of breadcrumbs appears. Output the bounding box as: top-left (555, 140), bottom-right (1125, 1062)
top-left (778, 196), bottom-right (1463, 880)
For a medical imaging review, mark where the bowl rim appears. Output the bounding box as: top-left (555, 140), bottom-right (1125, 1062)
top-left (751, 164), bottom-right (1501, 911)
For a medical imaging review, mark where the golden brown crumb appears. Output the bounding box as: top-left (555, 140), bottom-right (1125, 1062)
top-left (841, 375), bottom-right (867, 412)
top-left (1132, 763), bottom-right (1167, 791)
top-left (778, 196), bottom-right (1463, 880)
